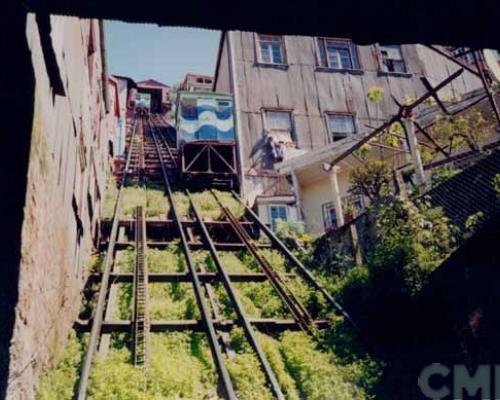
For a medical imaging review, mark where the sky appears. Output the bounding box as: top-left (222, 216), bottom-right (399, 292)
top-left (105, 21), bottom-right (221, 87)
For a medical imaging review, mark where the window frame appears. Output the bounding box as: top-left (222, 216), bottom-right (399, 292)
top-left (324, 112), bottom-right (357, 143)
top-left (268, 204), bottom-right (288, 231)
top-left (377, 44), bottom-right (408, 75)
top-left (447, 47), bottom-right (476, 66)
top-left (322, 202), bottom-right (338, 231)
top-left (255, 33), bottom-right (288, 66)
top-left (262, 108), bottom-right (296, 143)
top-left (323, 195), bottom-right (365, 231)
top-left (315, 37), bottom-right (362, 71)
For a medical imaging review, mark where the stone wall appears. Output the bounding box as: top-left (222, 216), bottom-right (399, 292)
top-left (6, 15), bottom-right (112, 399)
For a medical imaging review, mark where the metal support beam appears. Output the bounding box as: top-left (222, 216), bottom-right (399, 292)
top-left (325, 68), bottom-right (464, 170)
top-left (75, 318), bottom-right (331, 333)
top-left (472, 50), bottom-right (500, 129)
top-left (88, 271), bottom-right (296, 283)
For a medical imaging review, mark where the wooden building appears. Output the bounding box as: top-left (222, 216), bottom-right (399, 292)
top-left (213, 31), bottom-right (485, 234)
top-left (137, 79), bottom-right (171, 114)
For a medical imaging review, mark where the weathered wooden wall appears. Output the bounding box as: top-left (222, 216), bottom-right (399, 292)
top-left (215, 31), bottom-right (483, 203)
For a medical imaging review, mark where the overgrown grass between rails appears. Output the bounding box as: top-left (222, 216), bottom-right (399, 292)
top-left (88, 333), bottom-right (220, 399)
top-left (104, 185), bottom-right (246, 221)
top-left (37, 332), bottom-right (221, 399)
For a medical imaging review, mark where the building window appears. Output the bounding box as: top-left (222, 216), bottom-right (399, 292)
top-left (269, 205), bottom-right (288, 231)
top-left (316, 38), bottom-right (360, 70)
top-left (257, 34), bottom-right (286, 65)
top-left (323, 195), bottom-right (364, 231)
top-left (326, 113), bottom-right (356, 142)
top-left (322, 202), bottom-right (337, 231)
top-left (264, 110), bottom-right (294, 142)
top-left (379, 45), bottom-right (407, 73)
top-left (447, 47), bottom-right (476, 64)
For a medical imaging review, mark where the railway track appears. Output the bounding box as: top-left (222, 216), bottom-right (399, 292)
top-left (76, 113), bottom-right (357, 399)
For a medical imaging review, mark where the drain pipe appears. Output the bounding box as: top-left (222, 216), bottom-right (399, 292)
top-left (99, 19), bottom-right (110, 114)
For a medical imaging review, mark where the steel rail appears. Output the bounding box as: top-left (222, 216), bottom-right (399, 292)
top-left (149, 115), bottom-right (178, 170)
top-left (187, 189), bottom-right (285, 399)
top-left (229, 190), bottom-right (362, 333)
top-left (88, 271), bottom-right (296, 283)
top-left (76, 119), bottom-right (138, 400)
top-left (148, 118), bottom-right (237, 400)
top-left (132, 206), bottom-right (149, 367)
top-left (211, 190), bottom-right (314, 334)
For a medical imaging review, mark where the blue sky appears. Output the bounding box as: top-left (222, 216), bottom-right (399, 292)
top-left (105, 21), bottom-right (221, 87)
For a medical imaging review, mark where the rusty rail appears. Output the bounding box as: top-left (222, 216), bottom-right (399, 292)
top-left (77, 119), bottom-right (138, 400)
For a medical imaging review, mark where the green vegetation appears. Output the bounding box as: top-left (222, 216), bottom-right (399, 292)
top-left (279, 332), bottom-right (366, 400)
top-left (226, 327), bottom-right (375, 400)
top-left (328, 197), bottom-right (455, 297)
top-left (349, 160), bottom-right (393, 202)
top-left (464, 211), bottom-right (485, 235)
top-left (87, 332), bottom-right (219, 399)
top-left (38, 332), bottom-right (220, 399)
top-left (103, 184), bottom-right (245, 221)
top-left (189, 190), bottom-right (245, 220)
top-left (367, 86), bottom-right (384, 103)
top-left (275, 220), bottom-right (314, 249)
top-left (429, 109), bottom-right (494, 153)
top-left (494, 174), bottom-right (500, 198)
top-left (39, 189), bottom-right (387, 399)
top-left (102, 182), bottom-right (169, 220)
top-left (430, 165), bottom-right (461, 188)
top-left (37, 332), bottom-right (85, 400)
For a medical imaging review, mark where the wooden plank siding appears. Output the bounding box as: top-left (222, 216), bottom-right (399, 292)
top-left (214, 31), bottom-right (483, 203)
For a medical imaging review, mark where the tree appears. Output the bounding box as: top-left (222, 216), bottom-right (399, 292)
top-left (349, 160), bottom-right (393, 202)
top-left (429, 109), bottom-right (494, 153)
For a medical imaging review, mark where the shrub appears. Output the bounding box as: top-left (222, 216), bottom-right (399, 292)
top-left (190, 189), bottom-right (245, 220)
top-left (37, 332), bottom-right (84, 400)
top-left (429, 109), bottom-right (495, 152)
top-left (349, 160), bottom-right (393, 202)
top-left (493, 174), bottom-right (500, 198)
top-left (368, 198), bottom-right (455, 295)
top-left (257, 333), bottom-right (300, 400)
top-left (87, 333), bottom-right (219, 399)
top-left (464, 211), bottom-right (485, 235)
top-left (430, 165), bottom-right (461, 188)
top-left (144, 183), bottom-right (168, 218)
top-left (227, 328), bottom-right (274, 400)
top-left (279, 332), bottom-right (366, 400)
top-left (120, 186), bottom-right (147, 218)
top-left (149, 282), bottom-right (200, 320)
top-left (218, 252), bottom-right (251, 273)
top-left (367, 86), bottom-right (384, 103)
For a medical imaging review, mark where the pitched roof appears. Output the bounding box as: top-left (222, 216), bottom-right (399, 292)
top-left (137, 79), bottom-right (170, 88)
